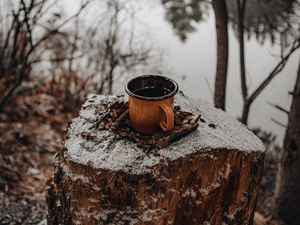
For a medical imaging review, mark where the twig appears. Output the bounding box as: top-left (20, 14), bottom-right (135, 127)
top-left (268, 101), bottom-right (289, 115)
top-left (25, 1), bottom-right (89, 60)
top-left (31, 54), bottom-right (84, 63)
top-left (271, 118), bottom-right (286, 128)
top-left (156, 114), bottom-right (201, 149)
top-left (113, 110), bottom-right (128, 128)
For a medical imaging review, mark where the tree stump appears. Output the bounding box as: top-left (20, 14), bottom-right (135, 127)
top-left (47, 93), bottom-right (265, 225)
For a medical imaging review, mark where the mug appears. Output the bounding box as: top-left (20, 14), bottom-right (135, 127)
top-left (125, 75), bottom-right (178, 134)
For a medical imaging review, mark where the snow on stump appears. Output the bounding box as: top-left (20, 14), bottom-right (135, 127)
top-left (46, 93), bottom-right (265, 225)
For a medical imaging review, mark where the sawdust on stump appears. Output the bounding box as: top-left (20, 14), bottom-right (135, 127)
top-left (81, 99), bottom-right (201, 151)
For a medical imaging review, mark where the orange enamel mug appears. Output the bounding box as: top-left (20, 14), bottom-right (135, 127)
top-left (125, 75), bottom-right (178, 134)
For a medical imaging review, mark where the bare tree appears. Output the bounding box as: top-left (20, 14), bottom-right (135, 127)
top-left (275, 52), bottom-right (300, 224)
top-left (240, 38), bottom-right (300, 123)
top-left (0, 0), bottom-right (88, 110)
top-left (227, 0), bottom-right (300, 124)
top-left (81, 0), bottom-right (155, 95)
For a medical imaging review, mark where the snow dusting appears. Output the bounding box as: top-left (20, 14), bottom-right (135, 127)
top-left (65, 93), bottom-right (265, 174)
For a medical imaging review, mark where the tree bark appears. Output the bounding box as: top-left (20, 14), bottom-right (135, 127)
top-left (212, 0), bottom-right (229, 110)
top-left (47, 94), bottom-right (265, 225)
top-left (275, 54), bottom-right (300, 225)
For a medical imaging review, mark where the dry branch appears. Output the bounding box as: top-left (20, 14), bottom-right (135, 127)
top-left (271, 118), bottom-right (286, 128)
top-left (268, 101), bottom-right (289, 115)
top-left (0, 0), bottom-right (89, 109)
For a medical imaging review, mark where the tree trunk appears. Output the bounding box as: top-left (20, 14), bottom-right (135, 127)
top-left (212, 0), bottom-right (229, 110)
top-left (275, 54), bottom-right (300, 224)
top-left (47, 93), bottom-right (265, 225)
top-left (241, 99), bottom-right (251, 125)
top-left (237, 0), bottom-right (248, 102)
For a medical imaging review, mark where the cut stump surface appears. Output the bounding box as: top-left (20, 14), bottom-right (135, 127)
top-left (47, 93), bottom-right (265, 225)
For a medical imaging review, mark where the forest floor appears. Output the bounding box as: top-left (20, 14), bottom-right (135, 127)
top-left (0, 80), bottom-right (74, 225)
top-left (0, 80), bottom-right (282, 225)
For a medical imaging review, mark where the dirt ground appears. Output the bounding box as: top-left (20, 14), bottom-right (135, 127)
top-left (0, 83), bottom-right (282, 225)
top-left (0, 80), bottom-right (74, 225)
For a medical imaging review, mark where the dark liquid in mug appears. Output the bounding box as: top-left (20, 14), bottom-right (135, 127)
top-left (133, 87), bottom-right (171, 98)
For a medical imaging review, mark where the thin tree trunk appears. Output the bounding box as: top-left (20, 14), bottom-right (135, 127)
top-left (237, 0), bottom-right (249, 125)
top-left (275, 54), bottom-right (300, 225)
top-left (66, 19), bottom-right (79, 103)
top-left (212, 0), bottom-right (229, 110)
top-left (241, 99), bottom-right (251, 124)
top-left (108, 66), bottom-right (114, 95)
top-left (237, 0), bottom-right (248, 101)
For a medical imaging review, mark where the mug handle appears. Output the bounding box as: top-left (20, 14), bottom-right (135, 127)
top-left (159, 103), bottom-right (174, 131)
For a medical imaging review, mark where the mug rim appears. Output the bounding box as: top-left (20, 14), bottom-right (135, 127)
top-left (125, 75), bottom-right (178, 101)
